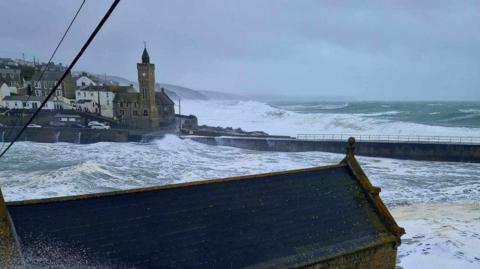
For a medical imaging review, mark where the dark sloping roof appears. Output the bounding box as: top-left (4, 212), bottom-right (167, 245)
top-left (113, 91), bottom-right (139, 103)
top-left (2, 95), bottom-right (45, 102)
top-left (78, 85), bottom-right (132, 92)
top-left (76, 99), bottom-right (93, 104)
top-left (155, 89), bottom-right (175, 105)
top-left (6, 142), bottom-right (403, 268)
top-left (32, 70), bottom-right (63, 81)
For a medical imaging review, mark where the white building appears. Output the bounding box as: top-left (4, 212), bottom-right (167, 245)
top-left (0, 82), bottom-right (11, 104)
top-left (2, 96), bottom-right (58, 110)
top-left (75, 85), bottom-right (115, 118)
top-left (75, 75), bottom-right (97, 87)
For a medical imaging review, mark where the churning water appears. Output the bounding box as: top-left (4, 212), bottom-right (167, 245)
top-left (0, 100), bottom-right (479, 268)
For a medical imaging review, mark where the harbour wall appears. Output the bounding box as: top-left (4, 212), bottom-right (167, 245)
top-left (186, 136), bottom-right (480, 163)
top-left (0, 127), bottom-right (146, 144)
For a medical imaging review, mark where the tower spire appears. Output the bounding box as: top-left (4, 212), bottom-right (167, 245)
top-left (141, 42), bottom-right (150, 64)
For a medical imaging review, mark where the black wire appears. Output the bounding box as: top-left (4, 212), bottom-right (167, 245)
top-left (0, 0), bottom-right (121, 159)
top-left (0, 0), bottom-right (86, 153)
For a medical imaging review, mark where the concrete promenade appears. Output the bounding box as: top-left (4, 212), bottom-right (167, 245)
top-left (186, 135), bottom-right (480, 163)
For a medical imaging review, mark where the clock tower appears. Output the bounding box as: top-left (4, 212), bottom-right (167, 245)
top-left (137, 46), bottom-right (160, 128)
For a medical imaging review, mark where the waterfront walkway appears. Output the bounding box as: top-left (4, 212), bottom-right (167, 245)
top-left (297, 134), bottom-right (480, 145)
top-left (186, 135), bottom-right (480, 163)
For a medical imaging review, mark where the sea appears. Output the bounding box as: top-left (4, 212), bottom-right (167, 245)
top-left (0, 100), bottom-right (479, 269)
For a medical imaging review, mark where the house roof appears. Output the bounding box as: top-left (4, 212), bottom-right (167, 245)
top-left (2, 96), bottom-right (45, 102)
top-left (31, 70), bottom-right (63, 81)
top-left (78, 85), bottom-right (133, 93)
top-left (155, 88), bottom-right (175, 105)
top-left (0, 68), bottom-right (21, 75)
top-left (113, 91), bottom-right (140, 103)
top-left (5, 138), bottom-right (403, 268)
top-left (76, 99), bottom-right (93, 104)
top-left (54, 114), bottom-right (81, 118)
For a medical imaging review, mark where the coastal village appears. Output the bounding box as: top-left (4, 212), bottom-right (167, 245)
top-left (0, 47), bottom-right (199, 135)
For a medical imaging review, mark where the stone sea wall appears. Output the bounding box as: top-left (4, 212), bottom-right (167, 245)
top-left (0, 127), bottom-right (144, 144)
top-left (186, 136), bottom-right (480, 163)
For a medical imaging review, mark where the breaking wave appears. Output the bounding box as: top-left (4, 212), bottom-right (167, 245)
top-left (180, 100), bottom-right (480, 136)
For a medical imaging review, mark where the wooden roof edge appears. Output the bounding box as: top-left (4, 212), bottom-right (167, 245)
top-left (0, 189), bottom-right (25, 268)
top-left (340, 137), bottom-right (405, 244)
top-left (295, 234), bottom-right (399, 269)
top-left (6, 163), bottom-right (347, 206)
top-left (247, 234), bottom-right (398, 269)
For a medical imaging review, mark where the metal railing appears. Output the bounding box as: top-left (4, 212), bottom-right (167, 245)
top-left (296, 134), bottom-right (480, 145)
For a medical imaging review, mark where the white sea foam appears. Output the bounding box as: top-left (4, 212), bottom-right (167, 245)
top-left (393, 202), bottom-right (480, 269)
top-left (459, 108), bottom-right (480, 114)
top-left (1, 100), bottom-right (480, 268)
top-left (359, 110), bottom-right (403, 116)
top-left (180, 100), bottom-right (480, 137)
top-left (1, 136), bottom-right (479, 268)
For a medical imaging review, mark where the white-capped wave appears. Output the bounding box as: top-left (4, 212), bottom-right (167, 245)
top-left (180, 100), bottom-right (480, 137)
top-left (459, 108), bottom-right (480, 113)
top-left (359, 110), bottom-right (403, 116)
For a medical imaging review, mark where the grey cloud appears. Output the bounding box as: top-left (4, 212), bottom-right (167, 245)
top-left (1, 0), bottom-right (479, 100)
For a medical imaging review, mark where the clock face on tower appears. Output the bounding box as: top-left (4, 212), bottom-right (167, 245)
top-left (142, 72), bottom-right (146, 77)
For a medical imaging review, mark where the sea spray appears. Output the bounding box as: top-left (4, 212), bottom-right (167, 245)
top-left (180, 100), bottom-right (480, 137)
top-left (76, 132), bottom-right (82, 144)
top-left (54, 131), bottom-right (61, 143)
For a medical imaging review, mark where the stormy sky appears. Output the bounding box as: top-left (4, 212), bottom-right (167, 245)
top-left (2, 0), bottom-right (480, 101)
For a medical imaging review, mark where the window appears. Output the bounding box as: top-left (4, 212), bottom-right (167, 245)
top-left (143, 110), bottom-right (148, 116)
top-left (133, 110), bottom-right (138, 116)
top-left (120, 102), bottom-right (123, 107)
top-left (23, 102), bottom-right (27, 107)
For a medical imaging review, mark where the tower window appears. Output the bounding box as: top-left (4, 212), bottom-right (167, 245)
top-left (144, 110), bottom-right (148, 116)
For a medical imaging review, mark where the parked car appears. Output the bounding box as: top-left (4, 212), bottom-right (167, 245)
top-left (27, 124), bottom-right (42, 128)
top-left (0, 123), bottom-right (6, 127)
top-left (88, 121), bottom-right (101, 127)
top-left (90, 123), bottom-right (110, 130)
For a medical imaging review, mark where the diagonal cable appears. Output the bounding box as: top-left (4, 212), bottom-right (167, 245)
top-left (0, 0), bottom-right (121, 159)
top-left (0, 0), bottom-right (86, 153)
